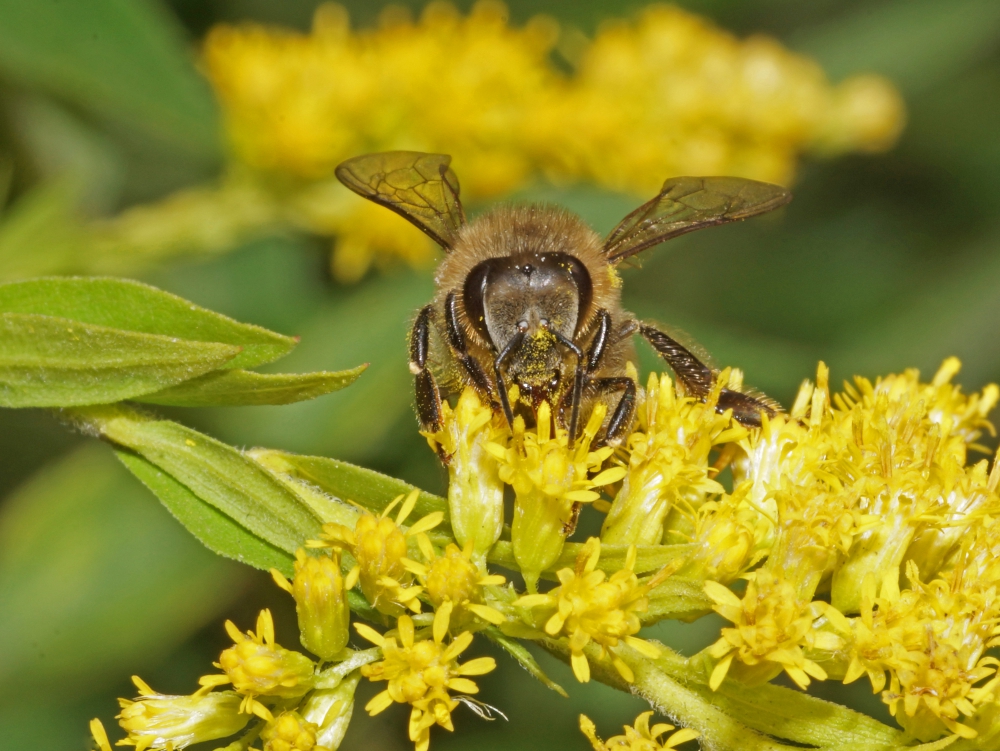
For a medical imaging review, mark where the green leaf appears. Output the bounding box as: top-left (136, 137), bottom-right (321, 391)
top-left (251, 449), bottom-right (448, 522)
top-left (0, 277), bottom-right (296, 369)
top-left (68, 405), bottom-right (323, 554)
top-left (116, 449), bottom-right (294, 576)
top-left (651, 647), bottom-right (904, 748)
top-left (0, 0), bottom-right (219, 158)
top-left (136, 364), bottom-right (368, 407)
top-left (483, 627), bottom-right (568, 698)
top-left (0, 312), bottom-right (241, 407)
top-left (0, 444), bottom-right (246, 699)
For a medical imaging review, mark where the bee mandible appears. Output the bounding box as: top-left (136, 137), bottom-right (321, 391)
top-left (335, 151), bottom-right (789, 446)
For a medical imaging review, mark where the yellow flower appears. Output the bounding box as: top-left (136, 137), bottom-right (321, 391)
top-left (115, 677), bottom-right (249, 751)
top-left (514, 537), bottom-right (663, 683)
top-left (272, 548), bottom-right (351, 661)
top-left (487, 400), bottom-right (617, 591)
top-left (260, 711), bottom-right (327, 751)
top-left (356, 615), bottom-right (496, 751)
top-left (828, 359), bottom-right (998, 613)
top-left (601, 371), bottom-right (738, 546)
top-left (841, 562), bottom-right (1000, 741)
top-left (404, 535), bottom-right (506, 635)
top-left (580, 711), bottom-right (699, 751)
top-left (423, 388), bottom-right (507, 562)
top-left (311, 489), bottom-right (443, 616)
top-left (200, 609), bottom-right (315, 716)
top-left (704, 570), bottom-right (841, 690)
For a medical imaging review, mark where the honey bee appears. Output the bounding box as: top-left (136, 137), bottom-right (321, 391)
top-left (336, 151), bottom-right (790, 446)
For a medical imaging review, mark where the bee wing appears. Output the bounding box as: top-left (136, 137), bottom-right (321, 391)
top-left (335, 151), bottom-right (466, 250)
top-left (603, 176), bottom-right (791, 263)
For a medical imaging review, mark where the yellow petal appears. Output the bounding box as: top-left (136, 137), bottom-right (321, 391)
top-left (703, 580), bottom-right (742, 611)
top-left (447, 677), bottom-right (480, 694)
top-left (434, 601), bottom-right (454, 643)
top-left (458, 656), bottom-right (496, 676)
top-left (709, 654), bottom-right (733, 691)
top-left (365, 689), bottom-right (394, 715)
top-left (408, 511), bottom-right (445, 536)
top-left (571, 652), bottom-right (591, 683)
top-left (467, 603), bottom-right (505, 625)
top-left (666, 728), bottom-right (701, 747)
top-left (591, 466), bottom-right (627, 486)
top-left (354, 622), bottom-right (385, 647)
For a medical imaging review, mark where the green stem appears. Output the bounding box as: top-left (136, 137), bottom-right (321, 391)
top-left (539, 639), bottom-right (910, 751)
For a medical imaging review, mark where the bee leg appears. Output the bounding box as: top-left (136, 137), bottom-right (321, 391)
top-left (546, 326), bottom-right (585, 446)
top-left (445, 291), bottom-right (498, 407)
top-left (592, 376), bottom-right (637, 446)
top-left (585, 309), bottom-right (613, 373)
top-left (637, 322), bottom-right (777, 427)
top-left (493, 329), bottom-right (526, 428)
top-left (409, 305), bottom-right (444, 435)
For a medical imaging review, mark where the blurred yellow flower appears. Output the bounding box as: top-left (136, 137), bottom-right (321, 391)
top-left (84, 0), bottom-right (905, 282)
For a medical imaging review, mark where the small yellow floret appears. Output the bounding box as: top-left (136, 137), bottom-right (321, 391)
top-left (260, 710), bottom-right (328, 751)
top-left (115, 676), bottom-right (249, 751)
top-left (580, 711), bottom-right (700, 751)
top-left (357, 615), bottom-right (496, 751)
top-left (311, 489), bottom-right (443, 616)
top-left (202, 609), bottom-right (315, 715)
top-left (704, 571), bottom-right (839, 690)
top-left (404, 536), bottom-right (506, 635)
top-left (515, 537), bottom-right (663, 683)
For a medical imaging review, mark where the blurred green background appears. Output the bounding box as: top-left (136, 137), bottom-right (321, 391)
top-left (2, 0), bottom-right (1000, 749)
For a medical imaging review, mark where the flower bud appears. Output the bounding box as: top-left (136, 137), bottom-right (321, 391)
top-left (300, 671), bottom-right (361, 750)
top-left (273, 549), bottom-right (350, 660)
top-left (217, 610), bottom-right (316, 700)
top-left (427, 388), bottom-right (505, 564)
top-left (260, 711), bottom-right (325, 751)
top-left (117, 678), bottom-right (249, 750)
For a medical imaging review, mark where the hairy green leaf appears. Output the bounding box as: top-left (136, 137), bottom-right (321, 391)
top-left (136, 364), bottom-right (368, 407)
top-left (0, 277), bottom-right (295, 369)
top-left (0, 312), bottom-right (241, 407)
top-left (116, 450), bottom-right (294, 576)
top-left (68, 405), bottom-right (322, 554)
top-left (250, 449), bottom-right (448, 522)
top-left (0, 0), bottom-right (219, 157)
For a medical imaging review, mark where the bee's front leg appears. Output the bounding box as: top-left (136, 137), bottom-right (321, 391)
top-left (444, 292), bottom-right (499, 409)
top-left (409, 305), bottom-right (444, 434)
top-left (637, 321), bottom-right (778, 428)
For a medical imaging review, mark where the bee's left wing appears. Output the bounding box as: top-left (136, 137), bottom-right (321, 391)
top-left (335, 151), bottom-right (466, 250)
top-left (603, 176), bottom-right (791, 263)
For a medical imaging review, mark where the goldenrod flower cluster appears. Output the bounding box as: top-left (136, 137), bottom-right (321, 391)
top-left (91, 357), bottom-right (1000, 750)
top-left (92, 2), bottom-right (904, 282)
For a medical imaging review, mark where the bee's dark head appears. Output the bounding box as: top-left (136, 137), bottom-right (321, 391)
top-left (463, 252), bottom-right (592, 350)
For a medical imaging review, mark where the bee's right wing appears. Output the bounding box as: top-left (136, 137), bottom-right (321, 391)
top-left (603, 176), bottom-right (791, 263)
top-left (335, 151), bottom-right (466, 250)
